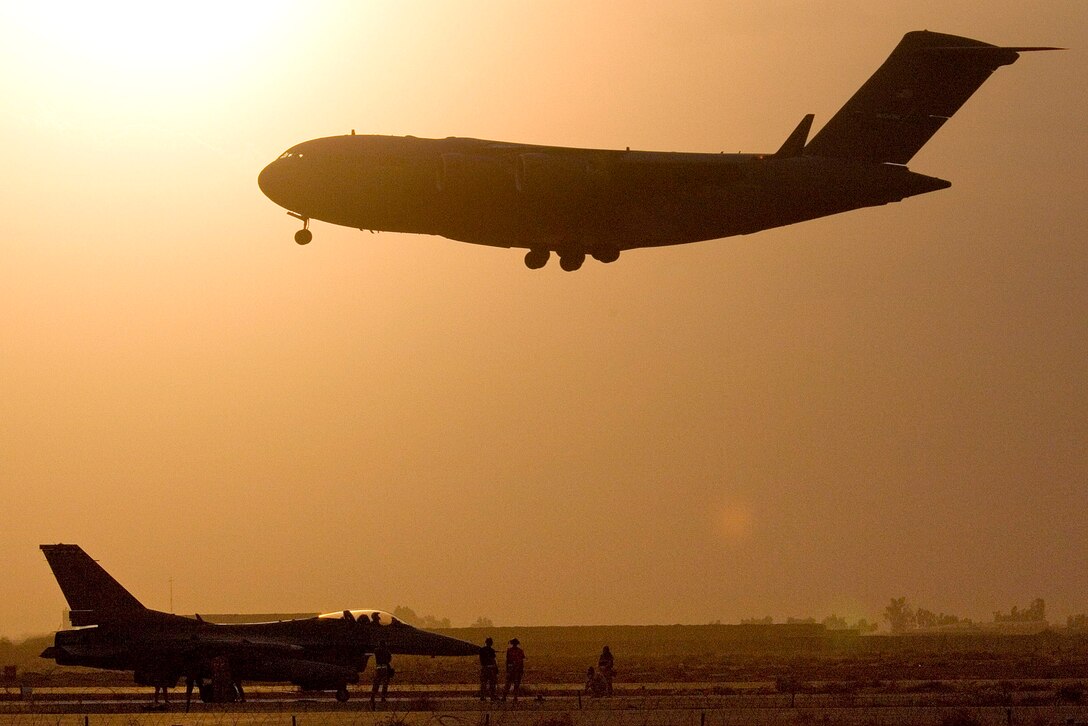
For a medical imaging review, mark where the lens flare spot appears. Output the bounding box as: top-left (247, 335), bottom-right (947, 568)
top-left (716, 502), bottom-right (755, 543)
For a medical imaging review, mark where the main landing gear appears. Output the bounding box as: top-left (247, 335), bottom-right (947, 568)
top-left (289, 212), bottom-right (312, 245)
top-left (522, 247), bottom-right (621, 271)
top-left (524, 249), bottom-right (550, 269)
top-left (559, 250), bottom-right (585, 272)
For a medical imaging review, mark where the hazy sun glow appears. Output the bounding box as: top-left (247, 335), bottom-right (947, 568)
top-left (1, 0), bottom-right (1084, 639)
top-left (4, 2), bottom-right (291, 109)
top-left (717, 501), bottom-right (755, 543)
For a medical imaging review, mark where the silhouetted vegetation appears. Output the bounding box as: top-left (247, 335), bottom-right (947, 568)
top-left (883, 597), bottom-right (979, 632)
top-left (392, 606), bottom-right (451, 630)
top-left (994, 598), bottom-right (1046, 623)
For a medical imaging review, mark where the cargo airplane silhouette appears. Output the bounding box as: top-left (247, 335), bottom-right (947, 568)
top-left (38, 544), bottom-right (478, 706)
top-left (258, 31), bottom-right (1057, 270)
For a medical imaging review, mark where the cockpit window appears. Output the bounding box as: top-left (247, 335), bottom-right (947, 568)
top-left (318, 609), bottom-right (400, 625)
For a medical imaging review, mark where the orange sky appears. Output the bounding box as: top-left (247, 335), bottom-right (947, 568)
top-left (1, 1), bottom-right (1086, 638)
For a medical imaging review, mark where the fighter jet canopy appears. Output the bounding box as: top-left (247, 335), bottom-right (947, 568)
top-left (318, 609), bottom-right (402, 625)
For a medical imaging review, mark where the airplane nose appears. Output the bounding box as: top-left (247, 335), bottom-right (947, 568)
top-left (258, 158), bottom-right (301, 213)
top-left (393, 627), bottom-right (480, 656)
top-left (257, 161), bottom-right (280, 202)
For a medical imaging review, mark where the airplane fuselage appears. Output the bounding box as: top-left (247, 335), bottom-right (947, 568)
top-left (258, 134), bottom-right (949, 265)
top-left (257, 31), bottom-right (1056, 270)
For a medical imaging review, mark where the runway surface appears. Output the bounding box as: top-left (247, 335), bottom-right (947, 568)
top-left (4, 684), bottom-right (1088, 725)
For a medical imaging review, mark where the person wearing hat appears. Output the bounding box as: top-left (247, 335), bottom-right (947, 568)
top-left (501, 638), bottom-right (525, 702)
top-left (478, 637), bottom-right (498, 701)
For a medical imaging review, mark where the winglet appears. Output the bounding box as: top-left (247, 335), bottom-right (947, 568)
top-left (773, 114), bottom-right (815, 158)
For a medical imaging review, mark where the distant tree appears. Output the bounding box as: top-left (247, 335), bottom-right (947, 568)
top-left (393, 606), bottom-right (451, 629)
top-left (994, 599), bottom-right (1046, 623)
top-left (471, 616), bottom-right (494, 628)
top-left (883, 597), bottom-right (916, 633)
top-left (822, 614), bottom-right (848, 630)
top-left (1067, 614), bottom-right (1088, 630)
top-left (392, 606), bottom-right (421, 626)
top-left (741, 616), bottom-right (774, 625)
top-left (786, 617), bottom-right (816, 624)
top-left (852, 618), bottom-right (879, 633)
top-left (916, 608), bottom-right (938, 628)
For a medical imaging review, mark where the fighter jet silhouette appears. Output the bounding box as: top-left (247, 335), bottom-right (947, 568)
top-left (39, 544), bottom-right (478, 706)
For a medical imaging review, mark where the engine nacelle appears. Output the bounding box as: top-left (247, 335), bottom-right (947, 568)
top-left (515, 153), bottom-right (600, 197)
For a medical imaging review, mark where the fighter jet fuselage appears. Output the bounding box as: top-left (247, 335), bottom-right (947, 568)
top-left (258, 31), bottom-right (1057, 271)
top-left (38, 544), bottom-right (478, 704)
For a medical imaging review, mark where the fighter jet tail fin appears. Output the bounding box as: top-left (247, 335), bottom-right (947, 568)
top-left (40, 544), bottom-right (147, 626)
top-left (804, 30), bottom-right (1061, 164)
top-left (773, 114), bottom-right (815, 158)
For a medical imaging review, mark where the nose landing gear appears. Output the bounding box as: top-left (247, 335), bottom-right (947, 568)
top-left (288, 212), bottom-right (312, 245)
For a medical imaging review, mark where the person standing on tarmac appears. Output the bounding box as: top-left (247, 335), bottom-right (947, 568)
top-left (479, 637), bottom-right (498, 701)
top-left (597, 645), bottom-right (615, 696)
top-left (371, 640), bottom-right (393, 708)
top-left (501, 638), bottom-right (525, 702)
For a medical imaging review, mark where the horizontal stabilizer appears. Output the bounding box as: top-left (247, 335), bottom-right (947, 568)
top-left (804, 31), bottom-right (1061, 164)
top-left (773, 114), bottom-right (815, 158)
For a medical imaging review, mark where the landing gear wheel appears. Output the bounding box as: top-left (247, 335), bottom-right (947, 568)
top-left (294, 228), bottom-right (313, 245)
top-left (524, 249), bottom-right (550, 269)
top-left (559, 251), bottom-right (585, 272)
top-left (336, 686), bottom-right (350, 702)
top-left (592, 247), bottom-right (620, 264)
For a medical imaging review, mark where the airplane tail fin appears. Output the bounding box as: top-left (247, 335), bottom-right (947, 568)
top-left (804, 30), bottom-right (1060, 164)
top-left (40, 544), bottom-right (147, 626)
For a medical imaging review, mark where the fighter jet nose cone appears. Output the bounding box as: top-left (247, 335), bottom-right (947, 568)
top-left (407, 629), bottom-right (480, 657)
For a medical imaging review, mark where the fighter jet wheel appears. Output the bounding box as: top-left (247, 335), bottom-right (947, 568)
top-left (294, 228), bottom-right (313, 245)
top-left (524, 249), bottom-right (549, 270)
top-left (336, 686), bottom-right (350, 702)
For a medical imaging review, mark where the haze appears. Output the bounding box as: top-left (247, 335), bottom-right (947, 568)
top-left (2, 1), bottom-right (1085, 639)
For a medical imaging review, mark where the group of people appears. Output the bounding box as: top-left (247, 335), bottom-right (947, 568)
top-left (584, 645), bottom-right (614, 697)
top-left (478, 639), bottom-right (615, 701)
top-left (478, 637), bottom-right (525, 701)
top-left (373, 636), bottom-right (614, 706)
